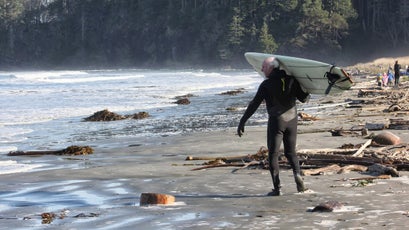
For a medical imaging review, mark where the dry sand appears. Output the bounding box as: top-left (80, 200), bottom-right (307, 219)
top-left (2, 69), bottom-right (409, 229)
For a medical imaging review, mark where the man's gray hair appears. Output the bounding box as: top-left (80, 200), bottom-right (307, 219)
top-left (268, 58), bottom-right (279, 69)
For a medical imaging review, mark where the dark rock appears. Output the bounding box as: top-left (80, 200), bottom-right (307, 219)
top-left (85, 109), bottom-right (150, 121)
top-left (220, 88), bottom-right (246, 95)
top-left (175, 98), bottom-right (190, 105)
top-left (131, 112), bottom-right (150, 119)
top-left (175, 94), bottom-right (195, 100)
top-left (84, 109), bottom-right (126, 121)
top-left (311, 200), bottom-right (343, 212)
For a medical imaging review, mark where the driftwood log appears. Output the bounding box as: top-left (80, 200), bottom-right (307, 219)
top-left (187, 141), bottom-right (409, 175)
top-left (330, 129), bottom-right (366, 137)
top-left (8, 145), bottom-right (93, 156)
top-left (341, 174), bottom-right (392, 181)
top-left (298, 112), bottom-right (319, 121)
top-left (389, 118), bottom-right (409, 129)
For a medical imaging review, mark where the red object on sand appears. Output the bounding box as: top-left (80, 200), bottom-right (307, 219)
top-left (140, 193), bottom-right (175, 205)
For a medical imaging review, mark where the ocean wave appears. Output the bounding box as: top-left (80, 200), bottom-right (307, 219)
top-left (0, 160), bottom-right (43, 175)
top-left (0, 127), bottom-right (32, 140)
top-left (8, 70), bottom-right (89, 80)
top-left (0, 146), bottom-right (17, 154)
top-left (0, 69), bottom-right (261, 151)
top-left (43, 74), bottom-right (145, 84)
top-left (0, 74), bottom-right (16, 80)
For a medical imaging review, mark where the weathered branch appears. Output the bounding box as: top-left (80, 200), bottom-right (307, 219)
top-left (191, 163), bottom-right (246, 171)
top-left (339, 175), bottom-right (391, 181)
top-left (352, 139), bottom-right (372, 157)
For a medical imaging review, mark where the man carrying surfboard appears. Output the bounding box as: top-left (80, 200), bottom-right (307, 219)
top-left (237, 56), bottom-right (309, 196)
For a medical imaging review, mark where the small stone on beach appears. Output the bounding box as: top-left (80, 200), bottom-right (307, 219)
top-left (311, 200), bottom-right (344, 212)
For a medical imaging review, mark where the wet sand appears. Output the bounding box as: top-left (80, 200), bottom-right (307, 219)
top-left (2, 79), bottom-right (409, 229)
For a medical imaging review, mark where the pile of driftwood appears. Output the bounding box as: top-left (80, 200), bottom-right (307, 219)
top-left (187, 81), bottom-right (409, 176)
top-left (186, 131), bottom-right (409, 177)
top-left (345, 82), bottom-right (409, 129)
top-left (186, 146), bottom-right (269, 172)
top-left (353, 82), bottom-right (409, 113)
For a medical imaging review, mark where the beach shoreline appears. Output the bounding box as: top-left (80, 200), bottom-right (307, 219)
top-left (1, 127), bottom-right (409, 229)
top-left (2, 76), bottom-right (409, 229)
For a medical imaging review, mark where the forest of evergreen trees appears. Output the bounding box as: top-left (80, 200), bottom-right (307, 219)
top-left (0, 0), bottom-right (408, 69)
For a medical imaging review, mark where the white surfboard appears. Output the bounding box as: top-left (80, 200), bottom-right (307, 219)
top-left (244, 52), bottom-right (353, 95)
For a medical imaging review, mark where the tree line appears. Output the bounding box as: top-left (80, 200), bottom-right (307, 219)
top-left (0, 0), bottom-right (408, 69)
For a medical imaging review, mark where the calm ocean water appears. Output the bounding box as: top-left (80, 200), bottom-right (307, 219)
top-left (0, 69), bottom-right (267, 155)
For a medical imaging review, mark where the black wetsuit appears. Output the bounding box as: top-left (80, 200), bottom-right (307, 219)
top-left (239, 69), bottom-right (309, 191)
top-left (394, 62), bottom-right (401, 86)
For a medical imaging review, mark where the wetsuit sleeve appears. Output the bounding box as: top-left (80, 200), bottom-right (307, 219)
top-left (291, 78), bottom-right (310, 103)
top-left (239, 85), bottom-right (265, 125)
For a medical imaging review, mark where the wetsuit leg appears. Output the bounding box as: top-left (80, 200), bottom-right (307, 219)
top-left (282, 116), bottom-right (301, 175)
top-left (267, 116), bottom-right (283, 191)
top-left (283, 116), bottom-right (305, 192)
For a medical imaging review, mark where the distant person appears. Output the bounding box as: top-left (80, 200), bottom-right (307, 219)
top-left (394, 60), bottom-right (401, 86)
top-left (382, 72), bottom-right (388, 87)
top-left (237, 57), bottom-right (310, 196)
top-left (388, 72), bottom-right (394, 86)
top-left (376, 73), bottom-right (382, 87)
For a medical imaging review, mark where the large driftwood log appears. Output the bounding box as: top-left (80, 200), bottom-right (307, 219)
top-left (358, 89), bottom-right (393, 97)
top-left (339, 175), bottom-right (392, 181)
top-left (299, 154), bottom-right (385, 166)
top-left (302, 164), bottom-right (368, 176)
top-left (186, 155), bottom-right (249, 162)
top-left (8, 146), bottom-right (93, 156)
top-left (365, 123), bottom-right (386, 130)
top-left (187, 139), bottom-right (409, 172)
top-left (338, 164), bottom-right (369, 174)
top-left (231, 161), bottom-right (266, 173)
top-left (186, 146), bottom-right (268, 164)
top-left (191, 163), bottom-right (247, 171)
top-left (302, 164), bottom-right (342, 176)
top-left (297, 148), bottom-right (358, 155)
top-left (389, 118), bottom-right (409, 129)
top-left (330, 129), bottom-right (359, 137)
